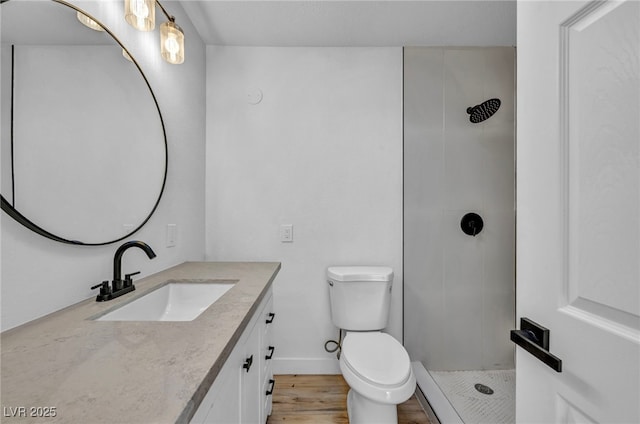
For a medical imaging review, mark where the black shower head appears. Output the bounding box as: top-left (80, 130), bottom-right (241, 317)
top-left (467, 98), bottom-right (501, 123)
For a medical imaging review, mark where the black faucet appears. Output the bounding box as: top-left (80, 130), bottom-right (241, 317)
top-left (91, 241), bottom-right (156, 302)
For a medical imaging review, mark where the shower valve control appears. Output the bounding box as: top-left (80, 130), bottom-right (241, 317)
top-left (461, 212), bottom-right (484, 237)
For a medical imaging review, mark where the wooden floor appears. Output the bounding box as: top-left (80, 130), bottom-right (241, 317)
top-left (267, 374), bottom-right (431, 424)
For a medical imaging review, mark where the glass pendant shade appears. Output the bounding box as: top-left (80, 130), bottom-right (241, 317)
top-left (160, 21), bottom-right (184, 64)
top-left (76, 11), bottom-right (104, 31)
top-left (124, 0), bottom-right (155, 31)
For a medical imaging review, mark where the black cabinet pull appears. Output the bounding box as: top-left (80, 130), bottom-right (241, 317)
top-left (265, 346), bottom-right (275, 360)
top-left (265, 378), bottom-right (275, 396)
top-left (243, 355), bottom-right (253, 372)
top-left (266, 312), bottom-right (275, 324)
top-left (510, 317), bottom-right (562, 373)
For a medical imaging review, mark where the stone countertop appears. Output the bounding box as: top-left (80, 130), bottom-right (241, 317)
top-left (1, 261), bottom-right (281, 424)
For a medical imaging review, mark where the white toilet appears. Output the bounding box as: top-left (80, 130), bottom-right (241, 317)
top-left (327, 266), bottom-right (416, 424)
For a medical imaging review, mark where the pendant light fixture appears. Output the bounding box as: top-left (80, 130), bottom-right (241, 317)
top-left (124, 0), bottom-right (185, 65)
top-left (156, 0), bottom-right (184, 64)
top-left (160, 20), bottom-right (184, 64)
top-left (124, 0), bottom-right (155, 31)
top-left (76, 11), bottom-right (104, 31)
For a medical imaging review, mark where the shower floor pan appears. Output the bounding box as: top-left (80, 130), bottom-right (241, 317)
top-left (429, 369), bottom-right (515, 424)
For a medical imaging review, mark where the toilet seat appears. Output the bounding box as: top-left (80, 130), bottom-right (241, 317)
top-left (339, 332), bottom-right (416, 405)
top-left (341, 332), bottom-right (411, 387)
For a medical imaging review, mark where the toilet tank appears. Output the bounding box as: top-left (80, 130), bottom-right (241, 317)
top-left (327, 266), bottom-right (394, 331)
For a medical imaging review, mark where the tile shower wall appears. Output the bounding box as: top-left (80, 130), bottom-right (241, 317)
top-left (404, 47), bottom-right (515, 371)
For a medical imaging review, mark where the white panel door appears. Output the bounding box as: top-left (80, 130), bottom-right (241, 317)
top-left (517, 1), bottom-right (639, 422)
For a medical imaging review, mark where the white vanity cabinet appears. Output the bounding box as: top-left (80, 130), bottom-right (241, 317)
top-left (191, 289), bottom-right (276, 424)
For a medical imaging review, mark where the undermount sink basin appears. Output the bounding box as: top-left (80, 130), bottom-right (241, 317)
top-left (96, 280), bottom-right (236, 322)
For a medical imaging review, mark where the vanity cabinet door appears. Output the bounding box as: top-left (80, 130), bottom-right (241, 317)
top-left (190, 288), bottom-right (273, 424)
top-left (198, 354), bottom-right (241, 424)
top-left (240, 317), bottom-right (262, 424)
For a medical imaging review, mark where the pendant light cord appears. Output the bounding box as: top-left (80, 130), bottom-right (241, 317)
top-left (155, 0), bottom-right (174, 22)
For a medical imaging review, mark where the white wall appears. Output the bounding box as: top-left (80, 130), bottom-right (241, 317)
top-left (404, 47), bottom-right (516, 371)
top-left (1, 0), bottom-right (206, 331)
top-left (205, 46), bottom-right (403, 374)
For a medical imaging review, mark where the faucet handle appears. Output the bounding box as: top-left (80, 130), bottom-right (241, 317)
top-left (124, 271), bottom-right (141, 287)
top-left (125, 271), bottom-right (140, 280)
top-left (90, 281), bottom-right (107, 290)
top-left (91, 281), bottom-right (111, 300)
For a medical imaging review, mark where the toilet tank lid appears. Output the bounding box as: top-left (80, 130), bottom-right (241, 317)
top-left (327, 266), bottom-right (393, 282)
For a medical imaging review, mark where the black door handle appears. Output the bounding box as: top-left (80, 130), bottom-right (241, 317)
top-left (510, 317), bottom-right (562, 372)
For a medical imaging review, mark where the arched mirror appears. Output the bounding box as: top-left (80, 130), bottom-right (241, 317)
top-left (1, 0), bottom-right (167, 245)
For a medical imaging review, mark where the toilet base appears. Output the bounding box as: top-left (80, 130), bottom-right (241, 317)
top-left (346, 389), bottom-right (398, 424)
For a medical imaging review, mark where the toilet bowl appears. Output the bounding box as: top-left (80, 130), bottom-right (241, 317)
top-left (327, 266), bottom-right (416, 424)
top-left (339, 331), bottom-right (416, 423)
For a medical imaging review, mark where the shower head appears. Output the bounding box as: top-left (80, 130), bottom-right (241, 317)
top-left (467, 98), bottom-right (501, 123)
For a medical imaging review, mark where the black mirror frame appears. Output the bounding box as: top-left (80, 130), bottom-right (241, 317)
top-left (0, 0), bottom-right (168, 246)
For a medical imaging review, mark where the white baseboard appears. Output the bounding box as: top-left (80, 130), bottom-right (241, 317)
top-left (272, 357), bottom-right (341, 375)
